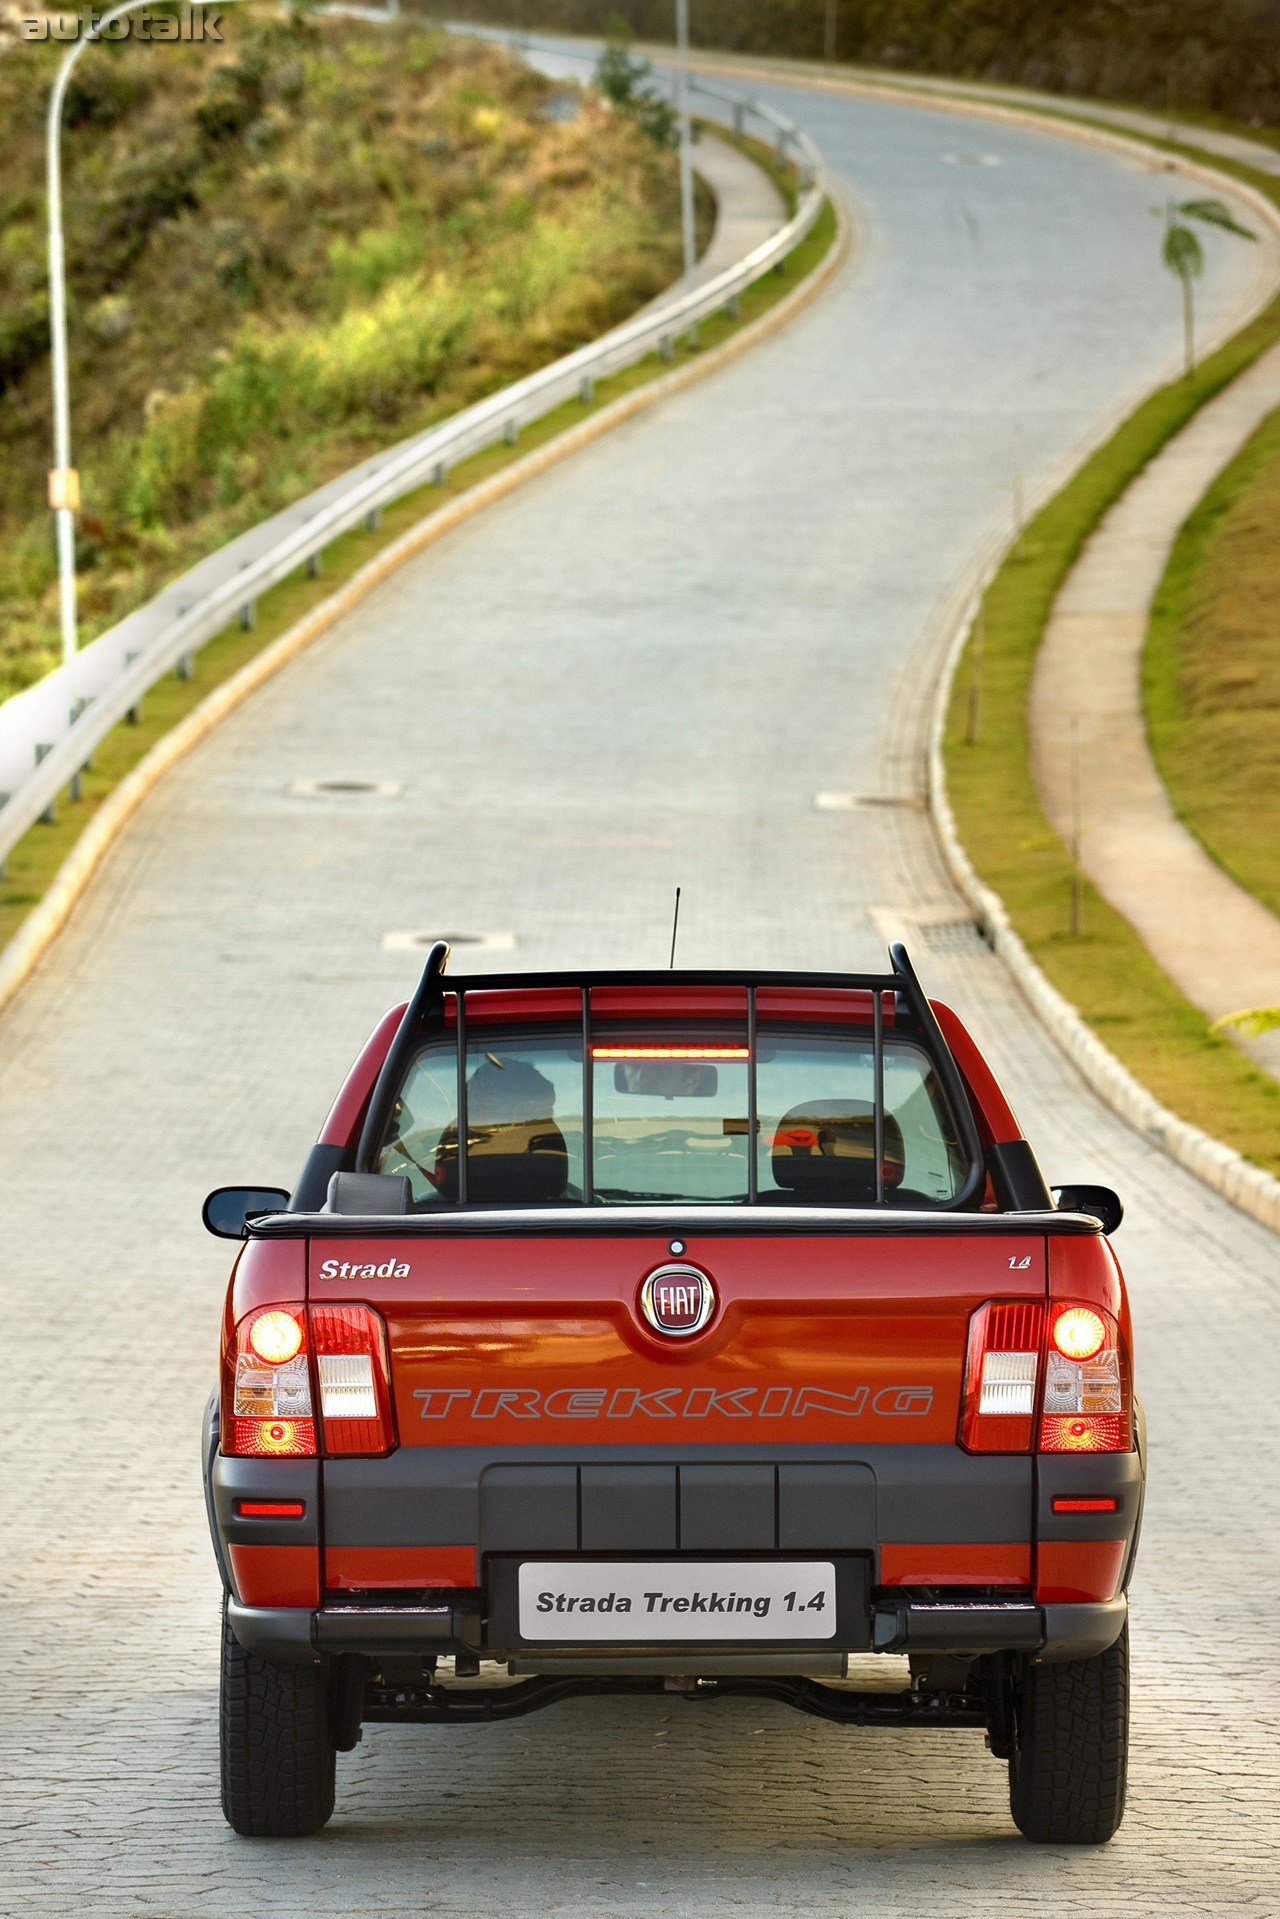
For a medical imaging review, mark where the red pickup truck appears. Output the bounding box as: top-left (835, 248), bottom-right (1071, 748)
top-left (203, 942), bottom-right (1142, 1845)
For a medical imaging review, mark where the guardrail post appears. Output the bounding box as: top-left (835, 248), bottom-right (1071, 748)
top-left (306, 550), bottom-right (324, 580)
top-left (69, 696), bottom-right (93, 791)
top-left (70, 695), bottom-right (93, 768)
top-left (578, 375), bottom-right (594, 406)
top-left (433, 461), bottom-right (447, 486)
top-left (504, 419), bottom-right (519, 447)
top-left (364, 506), bottom-right (383, 532)
top-left (177, 651), bottom-right (196, 678)
top-left (35, 742), bottom-right (55, 824)
top-left (727, 292), bottom-right (741, 319)
top-left (660, 335), bottom-right (674, 363)
top-left (733, 101), bottom-right (745, 138)
top-left (238, 600), bottom-right (256, 631)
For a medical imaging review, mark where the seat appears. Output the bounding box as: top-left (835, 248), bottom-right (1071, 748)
top-left (431, 1052), bottom-right (571, 1204)
top-left (770, 1100), bottom-right (905, 1204)
top-left (433, 1121), bottom-right (570, 1204)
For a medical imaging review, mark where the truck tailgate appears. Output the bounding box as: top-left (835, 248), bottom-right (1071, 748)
top-left (309, 1232), bottom-right (1045, 1448)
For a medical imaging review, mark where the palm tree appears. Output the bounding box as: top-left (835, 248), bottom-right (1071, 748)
top-left (1159, 198), bottom-right (1257, 376)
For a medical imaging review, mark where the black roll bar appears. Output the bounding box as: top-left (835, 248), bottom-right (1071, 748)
top-left (354, 939), bottom-right (450, 1174)
top-left (354, 945), bottom-right (989, 1210)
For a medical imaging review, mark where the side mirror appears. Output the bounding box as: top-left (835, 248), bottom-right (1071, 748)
top-left (1051, 1183), bottom-right (1124, 1235)
top-left (202, 1185), bottom-right (291, 1239)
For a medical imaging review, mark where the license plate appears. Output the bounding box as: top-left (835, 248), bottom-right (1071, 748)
top-left (517, 1560), bottom-right (837, 1640)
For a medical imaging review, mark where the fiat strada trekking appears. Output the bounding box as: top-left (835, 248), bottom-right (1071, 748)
top-left (203, 941), bottom-right (1142, 1842)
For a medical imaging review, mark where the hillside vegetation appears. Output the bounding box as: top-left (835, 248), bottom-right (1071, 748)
top-left (0, 10), bottom-right (686, 699)
top-left (442, 0), bottom-right (1280, 127)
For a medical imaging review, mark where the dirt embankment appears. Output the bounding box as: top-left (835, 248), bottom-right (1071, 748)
top-left (0, 11), bottom-right (685, 699)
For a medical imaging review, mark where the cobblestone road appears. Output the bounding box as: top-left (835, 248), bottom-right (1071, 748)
top-left (2, 69), bottom-right (1278, 1919)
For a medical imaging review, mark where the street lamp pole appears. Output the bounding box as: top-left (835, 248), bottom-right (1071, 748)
top-left (45, 0), bottom-right (246, 669)
top-left (675, 0), bottom-right (695, 287)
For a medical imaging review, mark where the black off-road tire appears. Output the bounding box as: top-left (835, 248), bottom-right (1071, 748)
top-left (1008, 1625), bottom-right (1129, 1844)
top-left (220, 1605), bottom-right (336, 1837)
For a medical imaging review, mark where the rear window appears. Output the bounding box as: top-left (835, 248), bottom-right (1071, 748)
top-left (374, 1024), bottom-right (968, 1208)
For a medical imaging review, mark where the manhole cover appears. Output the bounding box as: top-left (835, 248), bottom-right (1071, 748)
top-left (813, 791), bottom-right (925, 812)
top-left (380, 930), bottom-right (517, 954)
top-left (287, 778), bottom-right (404, 798)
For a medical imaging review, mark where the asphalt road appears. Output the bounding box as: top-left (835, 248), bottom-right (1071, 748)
top-left (2, 64), bottom-right (1278, 1919)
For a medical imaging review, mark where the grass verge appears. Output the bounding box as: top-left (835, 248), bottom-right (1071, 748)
top-left (1144, 399), bottom-right (1280, 924)
top-left (944, 142), bottom-right (1280, 1180)
top-left (0, 195), bottom-right (838, 960)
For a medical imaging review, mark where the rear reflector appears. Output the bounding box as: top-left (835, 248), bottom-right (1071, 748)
top-left (228, 1415), bottom-right (316, 1457)
top-left (1051, 1496), bottom-right (1119, 1513)
top-left (237, 1500), bottom-right (306, 1518)
top-left (1040, 1414), bottom-right (1128, 1453)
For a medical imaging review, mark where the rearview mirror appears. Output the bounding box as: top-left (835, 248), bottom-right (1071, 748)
top-left (613, 1061), bottom-right (719, 1098)
top-left (1051, 1183), bottom-right (1123, 1235)
top-left (202, 1185), bottom-right (291, 1239)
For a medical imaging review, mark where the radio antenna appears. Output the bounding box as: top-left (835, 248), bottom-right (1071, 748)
top-left (669, 886), bottom-right (682, 968)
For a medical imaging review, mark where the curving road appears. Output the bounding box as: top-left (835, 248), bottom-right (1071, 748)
top-left (2, 61), bottom-right (1279, 1919)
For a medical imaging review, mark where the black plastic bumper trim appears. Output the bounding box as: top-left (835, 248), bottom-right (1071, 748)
top-left (873, 1598), bottom-right (1042, 1653)
top-left (1038, 1597), bottom-right (1127, 1662)
top-left (225, 1599), bottom-right (480, 1662)
top-left (870, 1594), bottom-right (1127, 1659)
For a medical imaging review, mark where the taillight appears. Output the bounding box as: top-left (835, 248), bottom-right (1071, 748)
top-left (1050, 1305), bottom-right (1106, 1361)
top-left (958, 1298), bottom-right (1132, 1454)
top-left (1040, 1301), bottom-right (1130, 1452)
top-left (223, 1302), bottom-right (316, 1458)
top-left (959, 1300), bottom-right (1044, 1451)
top-left (310, 1303), bottom-right (396, 1456)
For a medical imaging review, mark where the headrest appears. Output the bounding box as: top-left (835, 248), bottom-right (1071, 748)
top-left (326, 1171), bottom-right (412, 1215)
top-left (770, 1100), bottom-right (905, 1202)
top-left (434, 1121), bottom-right (569, 1204)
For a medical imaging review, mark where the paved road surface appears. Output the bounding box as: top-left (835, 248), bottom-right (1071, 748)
top-left (2, 64), bottom-right (1278, 1919)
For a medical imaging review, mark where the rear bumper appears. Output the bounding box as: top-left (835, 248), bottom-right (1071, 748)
top-left (226, 1591), bottom-right (1127, 1665)
top-left (209, 1438), bottom-right (1142, 1655)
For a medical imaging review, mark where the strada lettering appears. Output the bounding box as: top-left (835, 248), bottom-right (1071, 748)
top-left (415, 1384), bottom-right (934, 1419)
top-left (318, 1258), bottom-right (410, 1280)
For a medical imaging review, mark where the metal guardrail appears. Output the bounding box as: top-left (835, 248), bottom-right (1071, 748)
top-left (0, 78), bottom-right (825, 869)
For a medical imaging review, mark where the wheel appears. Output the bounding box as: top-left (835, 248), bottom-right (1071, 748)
top-left (1008, 1625), bottom-right (1129, 1844)
top-left (220, 1603), bottom-right (336, 1837)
